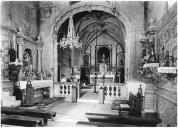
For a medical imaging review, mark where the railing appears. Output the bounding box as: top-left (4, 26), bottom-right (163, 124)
top-left (54, 82), bottom-right (80, 101)
top-left (59, 82), bottom-right (73, 96)
top-left (103, 83), bottom-right (128, 100)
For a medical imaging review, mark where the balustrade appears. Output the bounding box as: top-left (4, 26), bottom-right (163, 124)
top-left (58, 82), bottom-right (79, 101)
top-left (102, 83), bottom-right (128, 101)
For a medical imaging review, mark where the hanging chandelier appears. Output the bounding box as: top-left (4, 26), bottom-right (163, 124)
top-left (59, 16), bottom-right (82, 49)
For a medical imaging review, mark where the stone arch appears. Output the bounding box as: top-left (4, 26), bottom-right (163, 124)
top-left (52, 2), bottom-right (132, 82)
top-left (53, 2), bottom-right (131, 38)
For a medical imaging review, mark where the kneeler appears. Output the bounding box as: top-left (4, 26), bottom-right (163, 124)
top-left (111, 93), bottom-right (137, 116)
top-left (111, 99), bottom-right (130, 115)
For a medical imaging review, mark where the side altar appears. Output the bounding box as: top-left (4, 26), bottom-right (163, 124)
top-left (19, 80), bottom-right (54, 104)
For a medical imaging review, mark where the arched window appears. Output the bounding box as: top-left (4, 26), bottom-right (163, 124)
top-left (117, 53), bottom-right (125, 67)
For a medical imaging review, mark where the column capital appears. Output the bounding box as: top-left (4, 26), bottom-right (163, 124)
top-left (16, 38), bottom-right (24, 46)
top-left (16, 27), bottom-right (25, 37)
top-left (37, 34), bottom-right (44, 46)
top-left (37, 47), bottom-right (43, 51)
top-left (16, 28), bottom-right (25, 46)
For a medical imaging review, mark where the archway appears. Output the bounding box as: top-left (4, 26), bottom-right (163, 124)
top-left (52, 2), bottom-right (132, 83)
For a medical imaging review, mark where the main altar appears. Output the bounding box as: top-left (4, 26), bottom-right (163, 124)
top-left (90, 54), bottom-right (115, 85)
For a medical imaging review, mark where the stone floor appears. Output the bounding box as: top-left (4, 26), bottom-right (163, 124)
top-left (47, 86), bottom-right (119, 127)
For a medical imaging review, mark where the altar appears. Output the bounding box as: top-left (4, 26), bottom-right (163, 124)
top-left (19, 80), bottom-right (54, 104)
top-left (90, 60), bottom-right (115, 84)
top-left (90, 74), bottom-right (115, 85)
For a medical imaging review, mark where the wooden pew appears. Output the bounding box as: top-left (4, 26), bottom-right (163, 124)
top-left (76, 121), bottom-right (138, 127)
top-left (1, 114), bottom-right (44, 127)
top-left (1, 107), bottom-right (56, 124)
top-left (85, 113), bottom-right (161, 127)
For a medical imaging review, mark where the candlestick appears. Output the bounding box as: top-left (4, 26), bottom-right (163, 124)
top-left (30, 64), bottom-right (32, 72)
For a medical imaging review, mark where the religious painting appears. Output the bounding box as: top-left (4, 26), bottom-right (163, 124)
top-left (1, 35), bottom-right (10, 81)
top-left (97, 47), bottom-right (110, 65)
top-left (23, 48), bottom-right (33, 77)
top-left (117, 53), bottom-right (125, 67)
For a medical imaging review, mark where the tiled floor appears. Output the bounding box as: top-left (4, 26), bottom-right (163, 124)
top-left (47, 86), bottom-right (118, 127)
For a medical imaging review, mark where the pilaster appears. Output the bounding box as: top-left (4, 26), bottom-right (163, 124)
top-left (36, 35), bottom-right (44, 73)
top-left (16, 27), bottom-right (25, 81)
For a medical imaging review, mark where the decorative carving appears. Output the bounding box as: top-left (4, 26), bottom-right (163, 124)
top-left (1, 35), bottom-right (10, 81)
top-left (39, 1), bottom-right (54, 22)
top-left (157, 4), bottom-right (177, 68)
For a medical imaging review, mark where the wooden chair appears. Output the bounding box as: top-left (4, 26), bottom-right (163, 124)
top-left (119, 92), bottom-right (143, 116)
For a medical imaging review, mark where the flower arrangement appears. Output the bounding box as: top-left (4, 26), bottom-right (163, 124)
top-left (137, 51), bottom-right (160, 83)
top-left (25, 72), bottom-right (52, 80)
top-left (8, 64), bottom-right (21, 82)
top-left (23, 63), bottom-right (52, 80)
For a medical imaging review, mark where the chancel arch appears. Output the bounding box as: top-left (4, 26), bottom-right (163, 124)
top-left (53, 2), bottom-right (132, 82)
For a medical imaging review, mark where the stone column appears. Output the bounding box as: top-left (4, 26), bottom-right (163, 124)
top-left (53, 38), bottom-right (58, 82)
top-left (16, 27), bottom-right (24, 81)
top-left (36, 35), bottom-right (44, 73)
top-left (91, 45), bottom-right (95, 68)
top-left (112, 44), bottom-right (116, 71)
top-left (37, 46), bottom-right (42, 73)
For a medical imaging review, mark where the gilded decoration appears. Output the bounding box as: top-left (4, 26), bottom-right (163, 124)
top-left (155, 3), bottom-right (177, 90)
top-left (1, 35), bottom-right (10, 81)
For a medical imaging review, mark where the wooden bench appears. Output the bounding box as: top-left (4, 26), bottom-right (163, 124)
top-left (1, 114), bottom-right (44, 127)
top-left (76, 121), bottom-right (138, 127)
top-left (1, 107), bottom-right (56, 124)
top-left (85, 113), bottom-right (161, 126)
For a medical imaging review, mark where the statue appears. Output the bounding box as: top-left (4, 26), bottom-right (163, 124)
top-left (101, 54), bottom-right (106, 63)
top-left (148, 16), bottom-right (157, 33)
top-left (162, 50), bottom-right (170, 67)
top-left (23, 51), bottom-right (31, 67)
top-left (23, 50), bottom-right (33, 78)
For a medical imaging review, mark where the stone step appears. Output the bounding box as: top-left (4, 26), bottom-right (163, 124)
top-left (1, 95), bottom-right (16, 101)
top-left (2, 100), bottom-right (21, 107)
top-left (2, 91), bottom-right (11, 96)
top-left (145, 90), bottom-right (155, 93)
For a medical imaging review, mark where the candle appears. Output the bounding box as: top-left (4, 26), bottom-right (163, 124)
top-left (30, 65), bottom-right (32, 72)
top-left (13, 35), bottom-right (16, 49)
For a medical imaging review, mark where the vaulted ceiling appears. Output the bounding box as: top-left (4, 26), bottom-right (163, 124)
top-left (57, 10), bottom-right (126, 51)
